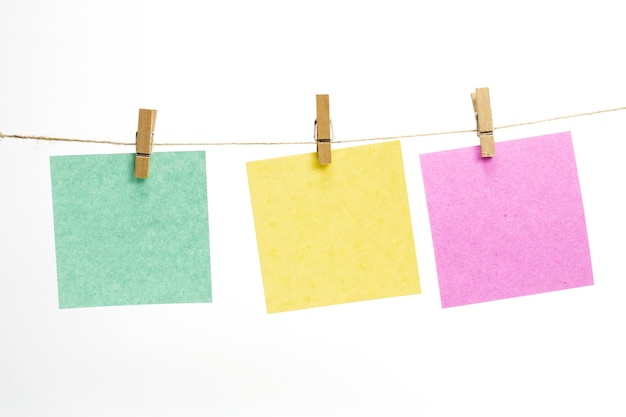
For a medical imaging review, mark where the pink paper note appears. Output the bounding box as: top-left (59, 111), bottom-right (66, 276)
top-left (420, 132), bottom-right (593, 308)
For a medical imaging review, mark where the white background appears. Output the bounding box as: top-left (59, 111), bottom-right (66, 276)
top-left (1, 1), bottom-right (625, 416)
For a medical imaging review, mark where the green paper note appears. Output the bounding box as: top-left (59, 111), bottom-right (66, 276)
top-left (50, 151), bottom-right (212, 308)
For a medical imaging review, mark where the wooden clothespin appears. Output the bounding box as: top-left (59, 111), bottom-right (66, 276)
top-left (135, 109), bottom-right (157, 178)
top-left (315, 94), bottom-right (331, 164)
top-left (471, 87), bottom-right (495, 157)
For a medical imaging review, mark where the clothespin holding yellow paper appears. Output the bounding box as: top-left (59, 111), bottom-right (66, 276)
top-left (315, 94), bottom-right (331, 164)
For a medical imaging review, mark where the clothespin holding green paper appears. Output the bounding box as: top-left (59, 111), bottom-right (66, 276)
top-left (135, 108), bottom-right (157, 178)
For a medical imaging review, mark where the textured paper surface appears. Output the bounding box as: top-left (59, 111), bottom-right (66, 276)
top-left (247, 141), bottom-right (420, 313)
top-left (420, 132), bottom-right (593, 308)
top-left (50, 151), bottom-right (212, 308)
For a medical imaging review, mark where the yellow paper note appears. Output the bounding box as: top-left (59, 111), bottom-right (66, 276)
top-left (247, 141), bottom-right (420, 313)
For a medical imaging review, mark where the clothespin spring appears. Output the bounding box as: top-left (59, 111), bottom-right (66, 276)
top-left (313, 119), bottom-right (334, 142)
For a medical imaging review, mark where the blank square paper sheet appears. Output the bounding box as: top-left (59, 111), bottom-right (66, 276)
top-left (50, 151), bottom-right (212, 308)
top-left (420, 132), bottom-right (593, 308)
top-left (247, 141), bottom-right (421, 313)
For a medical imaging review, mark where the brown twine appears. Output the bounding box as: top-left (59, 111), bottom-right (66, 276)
top-left (1, 106), bottom-right (625, 147)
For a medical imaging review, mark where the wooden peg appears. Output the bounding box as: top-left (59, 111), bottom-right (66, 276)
top-left (315, 94), bottom-right (331, 165)
top-left (135, 109), bottom-right (157, 178)
top-left (472, 87), bottom-right (495, 157)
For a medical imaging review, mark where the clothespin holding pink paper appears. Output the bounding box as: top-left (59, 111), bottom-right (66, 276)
top-left (471, 87), bottom-right (495, 157)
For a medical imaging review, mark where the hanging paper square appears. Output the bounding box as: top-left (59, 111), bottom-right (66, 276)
top-left (50, 151), bottom-right (212, 308)
top-left (420, 132), bottom-right (593, 308)
top-left (247, 141), bottom-right (421, 313)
